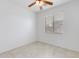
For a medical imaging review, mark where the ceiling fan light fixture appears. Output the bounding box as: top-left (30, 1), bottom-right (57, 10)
top-left (36, 1), bottom-right (40, 5)
top-left (39, 1), bottom-right (44, 6)
top-left (36, 0), bottom-right (44, 6)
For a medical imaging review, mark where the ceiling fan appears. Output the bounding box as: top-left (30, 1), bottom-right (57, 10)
top-left (28, 0), bottom-right (53, 10)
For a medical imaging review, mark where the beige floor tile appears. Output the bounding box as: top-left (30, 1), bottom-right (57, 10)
top-left (0, 41), bottom-right (79, 58)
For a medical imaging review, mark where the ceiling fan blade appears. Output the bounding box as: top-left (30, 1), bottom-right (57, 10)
top-left (28, 2), bottom-right (36, 7)
top-left (43, 1), bottom-right (53, 5)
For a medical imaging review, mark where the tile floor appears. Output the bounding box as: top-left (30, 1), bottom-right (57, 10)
top-left (0, 41), bottom-right (79, 58)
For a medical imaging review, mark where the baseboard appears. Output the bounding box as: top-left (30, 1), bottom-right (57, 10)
top-left (0, 39), bottom-right (36, 54)
top-left (37, 40), bottom-right (79, 53)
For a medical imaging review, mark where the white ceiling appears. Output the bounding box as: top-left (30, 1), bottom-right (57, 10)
top-left (11, 0), bottom-right (72, 12)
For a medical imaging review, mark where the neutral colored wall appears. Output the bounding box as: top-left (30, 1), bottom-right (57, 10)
top-left (0, 0), bottom-right (36, 53)
top-left (37, 0), bottom-right (79, 52)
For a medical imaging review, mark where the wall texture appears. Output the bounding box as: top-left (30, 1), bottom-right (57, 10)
top-left (0, 0), bottom-right (36, 53)
top-left (37, 0), bottom-right (79, 52)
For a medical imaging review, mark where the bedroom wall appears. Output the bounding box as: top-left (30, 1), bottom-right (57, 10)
top-left (37, 0), bottom-right (79, 52)
top-left (0, 0), bottom-right (36, 53)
